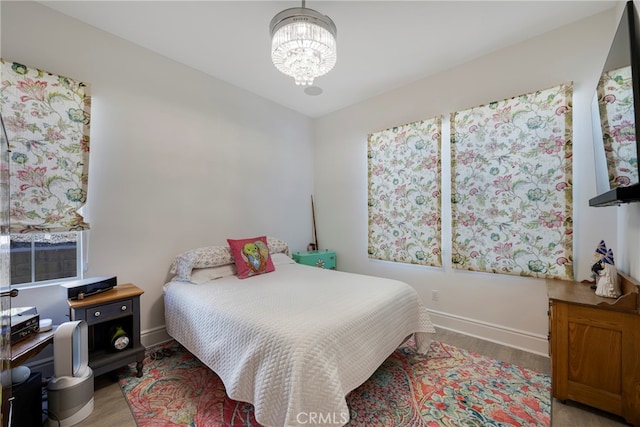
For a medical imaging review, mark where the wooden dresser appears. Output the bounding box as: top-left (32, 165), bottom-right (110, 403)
top-left (547, 272), bottom-right (640, 425)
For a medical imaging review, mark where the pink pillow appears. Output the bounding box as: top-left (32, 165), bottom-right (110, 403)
top-left (227, 236), bottom-right (275, 279)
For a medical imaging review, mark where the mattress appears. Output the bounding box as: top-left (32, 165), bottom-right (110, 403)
top-left (164, 257), bottom-right (435, 426)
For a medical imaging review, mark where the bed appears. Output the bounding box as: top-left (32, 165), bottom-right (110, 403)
top-left (163, 238), bottom-right (435, 427)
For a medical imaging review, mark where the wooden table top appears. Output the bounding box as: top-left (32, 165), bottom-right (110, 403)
top-left (67, 283), bottom-right (143, 309)
top-left (11, 327), bottom-right (56, 367)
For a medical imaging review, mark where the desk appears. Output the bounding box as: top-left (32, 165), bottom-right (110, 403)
top-left (11, 328), bottom-right (55, 367)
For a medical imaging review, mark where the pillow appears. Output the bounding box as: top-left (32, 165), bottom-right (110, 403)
top-left (271, 252), bottom-right (296, 266)
top-left (169, 236), bottom-right (289, 282)
top-left (227, 236), bottom-right (275, 279)
top-left (170, 245), bottom-right (233, 281)
top-left (266, 236), bottom-right (291, 257)
top-left (189, 264), bottom-right (237, 284)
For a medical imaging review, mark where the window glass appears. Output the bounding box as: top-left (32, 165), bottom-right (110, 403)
top-left (11, 232), bottom-right (79, 285)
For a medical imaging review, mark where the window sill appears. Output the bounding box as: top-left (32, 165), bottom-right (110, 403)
top-left (11, 279), bottom-right (77, 291)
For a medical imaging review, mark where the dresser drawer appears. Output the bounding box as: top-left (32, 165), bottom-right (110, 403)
top-left (86, 299), bottom-right (133, 325)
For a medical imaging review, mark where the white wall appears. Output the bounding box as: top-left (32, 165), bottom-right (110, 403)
top-left (3, 1), bottom-right (638, 358)
top-left (313, 9), bottom-right (624, 355)
top-left (2, 1), bottom-right (315, 345)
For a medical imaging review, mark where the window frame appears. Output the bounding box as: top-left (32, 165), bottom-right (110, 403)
top-left (10, 231), bottom-right (85, 288)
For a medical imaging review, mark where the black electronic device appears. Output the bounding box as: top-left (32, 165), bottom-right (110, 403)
top-left (10, 307), bottom-right (40, 345)
top-left (12, 372), bottom-right (43, 427)
top-left (590, 1), bottom-right (640, 206)
top-left (61, 275), bottom-right (117, 300)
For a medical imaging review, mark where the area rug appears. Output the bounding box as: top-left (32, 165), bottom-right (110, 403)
top-left (118, 339), bottom-right (550, 426)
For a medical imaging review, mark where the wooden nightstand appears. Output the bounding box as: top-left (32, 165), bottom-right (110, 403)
top-left (68, 283), bottom-right (144, 377)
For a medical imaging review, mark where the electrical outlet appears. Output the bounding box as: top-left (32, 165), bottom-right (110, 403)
top-left (432, 290), bottom-right (439, 301)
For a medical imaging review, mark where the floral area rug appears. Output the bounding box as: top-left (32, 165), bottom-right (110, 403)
top-left (118, 339), bottom-right (550, 426)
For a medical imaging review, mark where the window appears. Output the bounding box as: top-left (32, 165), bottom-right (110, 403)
top-left (450, 83), bottom-right (573, 280)
top-left (10, 232), bottom-right (81, 286)
top-left (1, 59), bottom-right (91, 286)
top-left (367, 117), bottom-right (443, 266)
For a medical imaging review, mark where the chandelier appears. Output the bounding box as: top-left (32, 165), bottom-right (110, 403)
top-left (269, 1), bottom-right (337, 86)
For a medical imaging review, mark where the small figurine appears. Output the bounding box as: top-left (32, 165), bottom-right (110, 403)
top-left (591, 240), bottom-right (608, 281)
top-left (589, 241), bottom-right (621, 298)
top-left (595, 262), bottom-right (621, 299)
top-left (591, 259), bottom-right (605, 276)
top-left (593, 248), bottom-right (620, 298)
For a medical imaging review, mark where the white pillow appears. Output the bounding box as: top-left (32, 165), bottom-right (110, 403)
top-left (170, 245), bottom-right (233, 281)
top-left (189, 264), bottom-right (237, 284)
top-left (266, 236), bottom-right (291, 257)
top-left (271, 253), bottom-right (296, 266)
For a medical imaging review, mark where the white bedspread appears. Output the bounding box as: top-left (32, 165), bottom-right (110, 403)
top-left (164, 261), bottom-right (435, 427)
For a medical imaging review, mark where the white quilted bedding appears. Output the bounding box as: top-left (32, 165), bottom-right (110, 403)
top-left (164, 259), bottom-right (435, 427)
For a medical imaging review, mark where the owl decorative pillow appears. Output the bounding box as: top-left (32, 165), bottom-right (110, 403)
top-left (227, 236), bottom-right (275, 279)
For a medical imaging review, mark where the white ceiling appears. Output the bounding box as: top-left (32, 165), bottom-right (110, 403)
top-left (40, 1), bottom-right (618, 118)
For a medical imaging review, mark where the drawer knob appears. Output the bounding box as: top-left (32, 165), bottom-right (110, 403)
top-left (94, 311), bottom-right (101, 317)
top-left (121, 305), bottom-right (127, 311)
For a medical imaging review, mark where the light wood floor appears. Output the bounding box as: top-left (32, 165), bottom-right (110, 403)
top-left (64, 327), bottom-right (630, 427)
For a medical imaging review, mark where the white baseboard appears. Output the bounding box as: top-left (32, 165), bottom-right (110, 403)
top-left (141, 325), bottom-right (171, 348)
top-left (427, 309), bottom-right (550, 357)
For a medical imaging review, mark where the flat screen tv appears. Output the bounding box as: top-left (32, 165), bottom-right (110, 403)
top-left (589, 1), bottom-right (640, 207)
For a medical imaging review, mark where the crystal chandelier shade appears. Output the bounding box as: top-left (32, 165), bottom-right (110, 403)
top-left (270, 5), bottom-right (337, 86)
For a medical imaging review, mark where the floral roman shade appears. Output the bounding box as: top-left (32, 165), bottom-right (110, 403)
top-left (0, 59), bottom-right (90, 233)
top-left (368, 117), bottom-right (442, 266)
top-left (451, 84), bottom-right (573, 280)
top-left (596, 65), bottom-right (638, 188)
